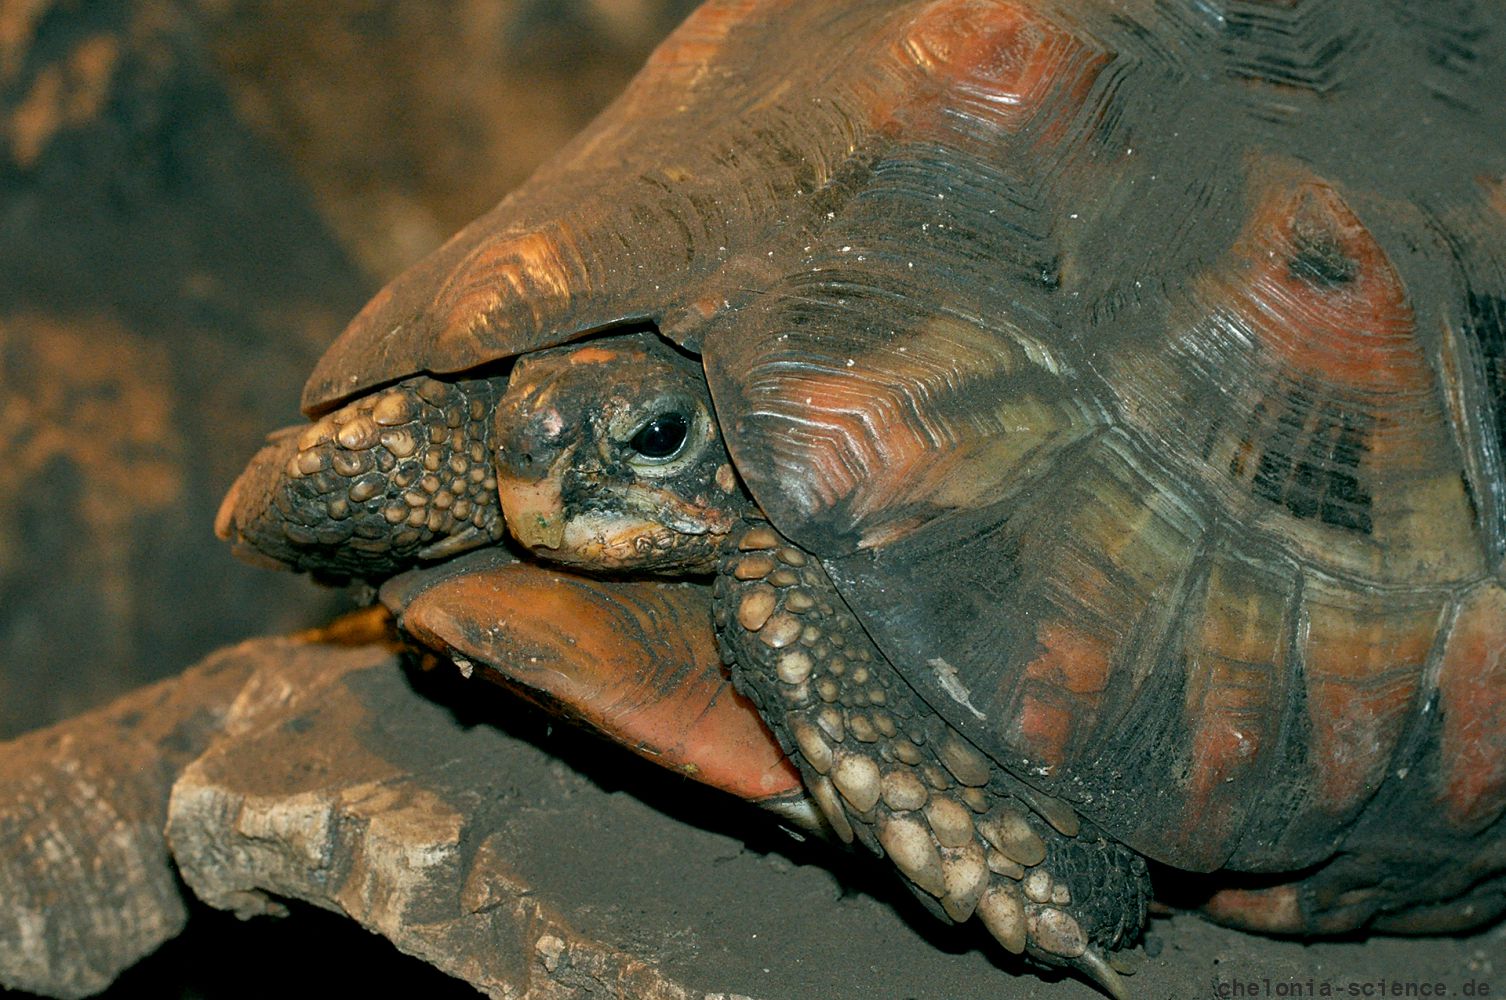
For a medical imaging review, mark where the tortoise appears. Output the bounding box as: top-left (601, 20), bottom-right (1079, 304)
top-left (216, 0), bottom-right (1506, 993)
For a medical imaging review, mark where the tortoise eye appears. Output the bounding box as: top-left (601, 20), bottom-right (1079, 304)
top-left (629, 412), bottom-right (690, 460)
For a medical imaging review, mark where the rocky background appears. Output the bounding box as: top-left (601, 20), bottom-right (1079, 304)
top-left (0, 0), bottom-right (699, 741)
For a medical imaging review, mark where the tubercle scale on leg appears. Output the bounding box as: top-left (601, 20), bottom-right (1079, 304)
top-left (218, 375), bottom-right (507, 579)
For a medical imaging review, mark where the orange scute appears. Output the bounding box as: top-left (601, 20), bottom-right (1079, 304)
top-left (439, 227), bottom-right (582, 355)
top-left (1302, 590), bottom-right (1435, 816)
top-left (1437, 583), bottom-right (1506, 830)
top-left (770, 365), bottom-right (946, 519)
top-left (642, 0), bottom-right (782, 77)
top-left (1182, 657), bottom-right (1272, 846)
top-left (1173, 556), bottom-right (1290, 863)
top-left (1007, 622), bottom-right (1112, 770)
top-left (1223, 177), bottom-right (1424, 405)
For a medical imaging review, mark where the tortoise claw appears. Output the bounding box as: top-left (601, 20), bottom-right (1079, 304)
top-left (1071, 946), bottom-right (1130, 1000)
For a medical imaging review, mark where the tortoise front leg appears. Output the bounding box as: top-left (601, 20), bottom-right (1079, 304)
top-left (715, 521), bottom-right (1151, 998)
top-left (217, 376), bottom-right (507, 579)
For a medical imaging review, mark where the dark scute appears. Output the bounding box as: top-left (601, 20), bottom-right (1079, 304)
top-left (1234, 383), bottom-right (1374, 535)
top-left (1212, 0), bottom-right (1360, 94)
top-left (1288, 230), bottom-right (1358, 287)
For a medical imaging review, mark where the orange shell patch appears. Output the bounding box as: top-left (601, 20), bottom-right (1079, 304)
top-left (1438, 583), bottom-right (1506, 831)
top-left (897, 0), bottom-right (1103, 133)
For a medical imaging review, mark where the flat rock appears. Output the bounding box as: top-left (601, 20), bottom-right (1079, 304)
top-left (161, 634), bottom-right (1506, 999)
top-left (166, 636), bottom-right (705, 1000)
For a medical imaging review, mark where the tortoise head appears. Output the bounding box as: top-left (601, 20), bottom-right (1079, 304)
top-left (490, 333), bottom-right (750, 573)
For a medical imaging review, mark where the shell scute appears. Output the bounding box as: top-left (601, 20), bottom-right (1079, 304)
top-left (1442, 176), bottom-right (1506, 573)
top-left (1437, 582), bottom-right (1506, 833)
top-left (1102, 161), bottom-right (1488, 589)
top-left (895, 0), bottom-right (1106, 137)
top-left (1007, 622), bottom-right (1114, 773)
top-left (1226, 175), bottom-right (1415, 396)
top-left (713, 302), bottom-right (1100, 549)
top-left (1299, 584), bottom-right (1440, 820)
top-left (1169, 549), bottom-right (1297, 867)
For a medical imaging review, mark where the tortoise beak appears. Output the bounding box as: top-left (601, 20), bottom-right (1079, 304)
top-left (495, 449), bottom-right (571, 551)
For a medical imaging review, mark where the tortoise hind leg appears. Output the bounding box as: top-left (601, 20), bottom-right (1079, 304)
top-left (715, 522), bottom-right (1151, 998)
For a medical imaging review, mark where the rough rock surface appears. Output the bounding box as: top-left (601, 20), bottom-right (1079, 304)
top-left (164, 633), bottom-right (711, 1000)
top-left (0, 645), bottom-right (258, 997)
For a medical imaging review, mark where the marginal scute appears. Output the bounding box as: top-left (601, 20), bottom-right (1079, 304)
top-left (1141, 546), bottom-right (1305, 867)
top-left (1300, 582), bottom-right (1436, 817)
top-left (1436, 583), bottom-right (1506, 831)
top-left (1007, 621), bottom-right (1114, 772)
top-left (714, 298), bottom-right (1103, 549)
